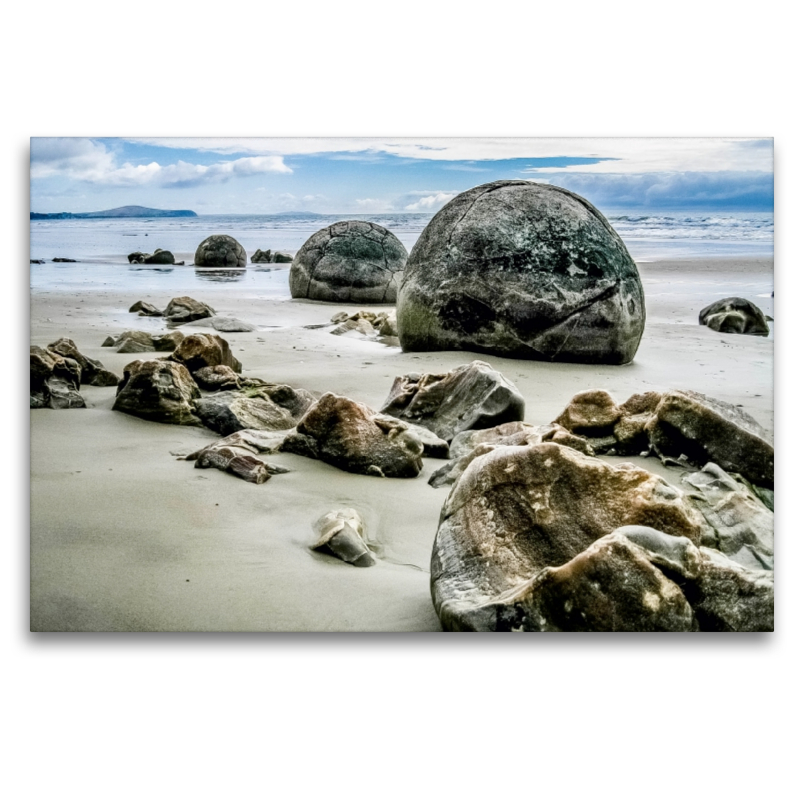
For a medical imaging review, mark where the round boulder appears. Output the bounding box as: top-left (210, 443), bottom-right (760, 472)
top-left (194, 235), bottom-right (247, 268)
top-left (397, 180), bottom-right (645, 364)
top-left (290, 220), bottom-right (407, 303)
top-left (699, 297), bottom-right (770, 336)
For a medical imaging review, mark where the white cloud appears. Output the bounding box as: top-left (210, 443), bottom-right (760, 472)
top-left (404, 191), bottom-right (459, 211)
top-left (126, 136), bottom-right (773, 173)
top-left (355, 197), bottom-right (390, 212)
top-left (31, 138), bottom-right (292, 186)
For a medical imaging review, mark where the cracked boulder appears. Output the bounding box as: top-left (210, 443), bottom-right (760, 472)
top-left (282, 392), bottom-right (424, 478)
top-left (47, 337), bottom-right (119, 386)
top-left (112, 359), bottom-right (202, 425)
top-left (30, 346), bottom-right (85, 409)
top-left (290, 220), bottom-right (407, 303)
top-left (195, 384), bottom-right (315, 435)
top-left (431, 442), bottom-right (711, 631)
top-left (699, 297), bottom-right (770, 336)
top-left (397, 180), bottom-right (645, 364)
top-left (194, 235), bottom-right (247, 268)
top-left (379, 360), bottom-right (525, 442)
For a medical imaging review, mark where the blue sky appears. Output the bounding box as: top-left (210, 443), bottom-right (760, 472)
top-left (30, 137), bottom-right (773, 215)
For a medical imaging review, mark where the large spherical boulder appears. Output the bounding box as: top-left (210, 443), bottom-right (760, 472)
top-left (397, 180), bottom-right (645, 364)
top-left (194, 235), bottom-right (247, 267)
top-left (290, 220), bottom-right (407, 303)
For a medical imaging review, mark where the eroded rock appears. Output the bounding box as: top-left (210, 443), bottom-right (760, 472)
top-left (112, 359), bottom-right (201, 425)
top-left (169, 333), bottom-right (242, 375)
top-left (699, 297), bottom-right (770, 336)
top-left (311, 508), bottom-right (376, 567)
top-left (282, 393), bottom-right (424, 478)
top-left (46, 337), bottom-right (119, 386)
top-left (380, 360), bottom-right (525, 442)
top-left (30, 346), bottom-right (85, 409)
top-left (163, 296), bottom-right (215, 325)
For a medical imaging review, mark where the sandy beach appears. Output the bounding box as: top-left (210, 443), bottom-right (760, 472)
top-left (29, 256), bottom-right (773, 631)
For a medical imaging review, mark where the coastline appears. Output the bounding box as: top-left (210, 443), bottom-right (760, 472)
top-left (30, 256), bottom-right (774, 631)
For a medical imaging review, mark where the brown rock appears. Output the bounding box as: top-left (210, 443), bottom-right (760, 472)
top-left (553, 389), bottom-right (622, 435)
top-left (30, 346), bottom-right (85, 409)
top-left (170, 333), bottom-right (242, 374)
top-left (112, 360), bottom-right (201, 425)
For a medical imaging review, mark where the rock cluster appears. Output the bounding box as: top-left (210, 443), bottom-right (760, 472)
top-left (290, 220), bottom-right (407, 303)
top-left (30, 338), bottom-right (120, 409)
top-left (397, 180), bottom-right (645, 364)
top-left (552, 388), bottom-right (774, 490)
top-left (699, 297), bottom-right (770, 336)
top-left (329, 309), bottom-right (398, 343)
top-left (127, 249), bottom-right (177, 265)
top-left (252, 249), bottom-right (292, 264)
top-left (194, 235), bottom-right (247, 268)
top-left (128, 296), bottom-right (216, 325)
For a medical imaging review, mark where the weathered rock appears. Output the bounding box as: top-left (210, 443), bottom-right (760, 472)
top-left (379, 360), bottom-right (525, 442)
top-left (193, 446), bottom-right (271, 484)
top-left (163, 296), bottom-right (215, 325)
top-left (185, 428), bottom-right (292, 459)
top-left (30, 346), bottom-right (85, 409)
top-left (681, 463), bottom-right (773, 569)
top-left (311, 508), bottom-right (376, 567)
top-left (194, 235), bottom-right (247, 268)
top-left (553, 389), bottom-right (622, 435)
top-left (646, 390), bottom-right (774, 488)
top-left (193, 365), bottom-right (241, 391)
top-left (290, 220), bottom-right (407, 303)
top-left (251, 249), bottom-right (272, 263)
top-left (431, 442), bottom-right (711, 631)
top-left (169, 333), bottom-right (242, 375)
top-left (195, 385), bottom-right (315, 435)
top-left (699, 297), bottom-right (770, 336)
top-left (112, 359), bottom-right (201, 425)
top-left (374, 415), bottom-right (449, 458)
top-left (47, 337), bottom-right (119, 386)
top-left (52, 257), bottom-right (76, 263)
top-left (103, 330), bottom-right (185, 354)
top-left (128, 300), bottom-right (163, 316)
top-left (397, 180), bottom-right (645, 364)
top-left (272, 252), bottom-right (292, 263)
top-left (127, 252), bottom-right (147, 264)
top-left (282, 393), bottom-right (424, 478)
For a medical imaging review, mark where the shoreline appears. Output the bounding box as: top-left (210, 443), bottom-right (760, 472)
top-left (30, 256), bottom-right (774, 631)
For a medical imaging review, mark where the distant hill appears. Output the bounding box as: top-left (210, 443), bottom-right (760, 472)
top-left (31, 205), bottom-right (198, 220)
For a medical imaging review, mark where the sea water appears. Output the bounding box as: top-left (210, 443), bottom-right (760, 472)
top-left (30, 211), bottom-right (774, 294)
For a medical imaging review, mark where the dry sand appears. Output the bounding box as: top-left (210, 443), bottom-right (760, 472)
top-left (29, 257), bottom-right (774, 631)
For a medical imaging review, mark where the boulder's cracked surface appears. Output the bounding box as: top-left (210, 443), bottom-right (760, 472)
top-left (290, 220), bottom-right (407, 303)
top-left (397, 180), bottom-right (645, 364)
top-left (194, 235), bottom-right (247, 268)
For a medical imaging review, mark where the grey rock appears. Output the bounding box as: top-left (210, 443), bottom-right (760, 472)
top-left (290, 220), bottom-right (407, 303)
top-left (699, 297), bottom-right (770, 336)
top-left (30, 346), bottom-right (85, 409)
top-left (379, 360), bottom-right (525, 442)
top-left (163, 296), bottom-right (215, 325)
top-left (210, 316), bottom-right (257, 333)
top-left (194, 235), bottom-right (247, 268)
top-left (47, 337), bottom-right (119, 387)
top-left (311, 509), bottom-right (376, 568)
top-left (397, 180), bottom-right (645, 364)
top-left (128, 300), bottom-right (163, 316)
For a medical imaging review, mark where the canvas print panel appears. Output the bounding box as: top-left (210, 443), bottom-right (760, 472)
top-left (29, 137), bottom-right (774, 631)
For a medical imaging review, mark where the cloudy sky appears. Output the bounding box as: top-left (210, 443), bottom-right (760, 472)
top-left (30, 137), bottom-right (773, 215)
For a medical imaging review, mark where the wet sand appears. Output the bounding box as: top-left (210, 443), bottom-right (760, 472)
top-left (29, 257), bottom-right (774, 631)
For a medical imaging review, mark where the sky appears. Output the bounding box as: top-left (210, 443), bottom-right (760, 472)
top-left (30, 137), bottom-right (774, 216)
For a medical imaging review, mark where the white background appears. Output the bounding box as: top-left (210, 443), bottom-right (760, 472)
top-left (4, 2), bottom-right (795, 798)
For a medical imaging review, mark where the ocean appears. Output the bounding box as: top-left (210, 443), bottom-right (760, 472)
top-left (30, 211), bottom-right (774, 295)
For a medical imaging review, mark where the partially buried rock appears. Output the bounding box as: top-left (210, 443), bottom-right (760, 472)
top-left (380, 360), bottom-right (524, 442)
top-left (128, 250), bottom-right (176, 265)
top-left (46, 337), bottom-right (119, 386)
top-left (169, 333), bottom-right (242, 374)
top-left (30, 346), bottom-right (85, 409)
top-left (163, 296), bottom-right (215, 325)
top-left (397, 180), bottom-right (645, 364)
top-left (104, 330), bottom-right (185, 354)
top-left (194, 235), bottom-right (247, 268)
top-left (193, 365), bottom-right (241, 391)
top-left (290, 220), bottom-right (407, 303)
top-left (112, 359), bottom-right (202, 425)
top-left (195, 384), bottom-right (315, 435)
top-left (431, 442), bottom-right (711, 631)
top-left (186, 436), bottom-right (290, 484)
top-left (209, 317), bottom-right (257, 333)
top-left (311, 508), bottom-right (376, 567)
top-left (699, 297), bottom-right (770, 337)
top-left (282, 393), bottom-right (424, 478)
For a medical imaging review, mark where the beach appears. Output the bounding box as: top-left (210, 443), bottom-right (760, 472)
top-left (29, 255), bottom-right (774, 632)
